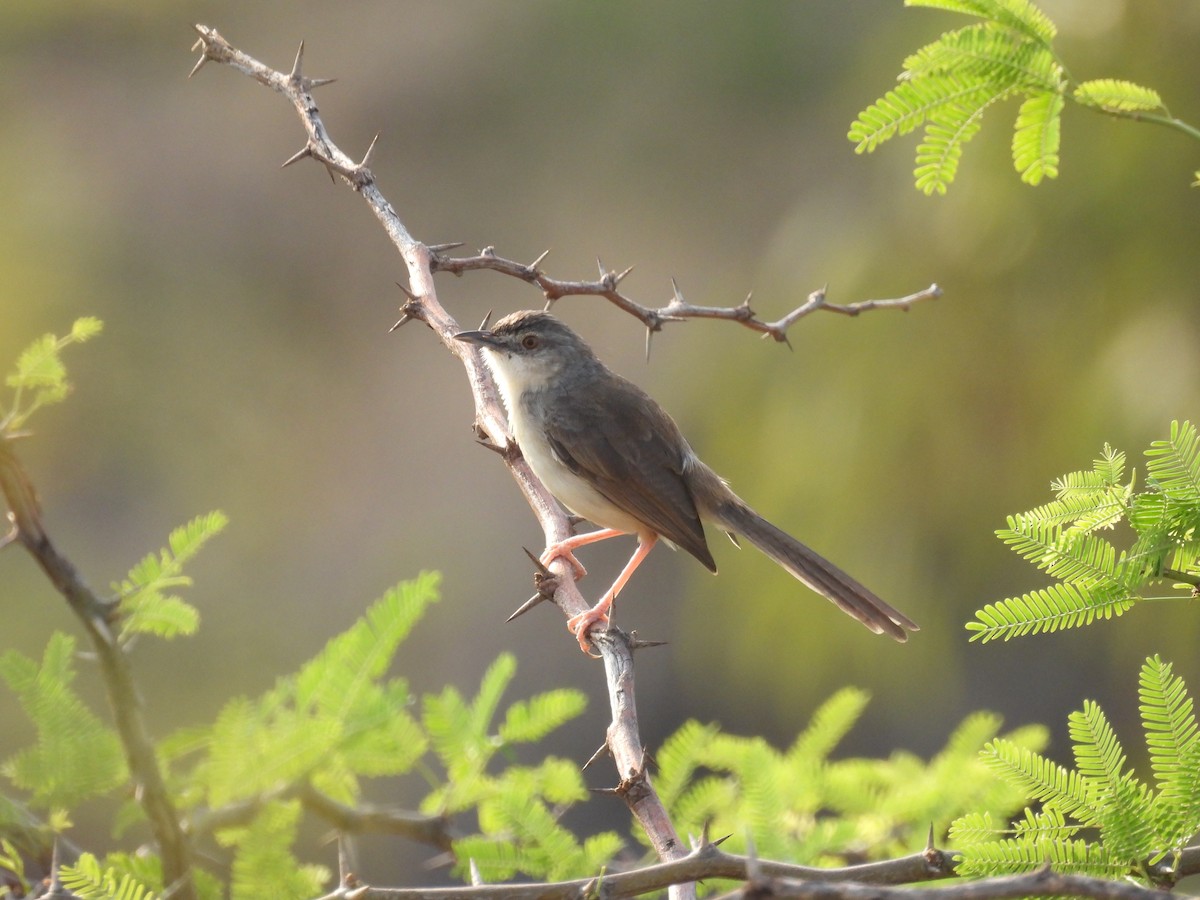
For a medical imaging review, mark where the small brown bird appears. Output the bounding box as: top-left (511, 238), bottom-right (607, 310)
top-left (456, 311), bottom-right (918, 653)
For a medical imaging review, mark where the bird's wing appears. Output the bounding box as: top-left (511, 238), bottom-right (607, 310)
top-left (542, 373), bottom-right (716, 571)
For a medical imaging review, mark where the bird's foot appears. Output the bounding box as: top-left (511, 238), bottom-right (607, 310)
top-left (541, 543), bottom-right (587, 580)
top-left (566, 603), bottom-right (610, 656)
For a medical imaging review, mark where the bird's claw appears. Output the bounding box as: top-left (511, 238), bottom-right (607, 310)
top-left (567, 606), bottom-right (610, 656)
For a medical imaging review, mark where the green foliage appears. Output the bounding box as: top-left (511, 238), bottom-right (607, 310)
top-left (59, 853), bottom-right (157, 900)
top-left (113, 512), bottom-right (228, 641)
top-left (952, 656), bottom-right (1200, 882)
top-left (0, 317), bottom-right (103, 433)
top-left (418, 654), bottom-right (605, 882)
top-left (970, 423), bottom-right (1200, 641)
top-left (0, 633), bottom-right (127, 809)
top-left (849, 0), bottom-right (1174, 193)
top-left (0, 569), bottom-right (604, 895)
top-left (219, 802), bottom-right (329, 900)
top-left (0, 838), bottom-right (28, 896)
top-left (655, 687), bottom-right (1047, 865)
top-left (181, 574), bottom-right (442, 811)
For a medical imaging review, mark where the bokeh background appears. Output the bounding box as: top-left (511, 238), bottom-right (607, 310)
top-left (2, 0), bottom-right (1199, 887)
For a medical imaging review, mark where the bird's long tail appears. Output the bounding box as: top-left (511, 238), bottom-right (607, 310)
top-left (706, 498), bottom-right (918, 642)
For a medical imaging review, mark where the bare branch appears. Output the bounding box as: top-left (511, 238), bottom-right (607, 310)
top-left (432, 246), bottom-right (939, 342)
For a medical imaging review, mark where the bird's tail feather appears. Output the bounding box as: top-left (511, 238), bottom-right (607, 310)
top-left (708, 499), bottom-right (918, 642)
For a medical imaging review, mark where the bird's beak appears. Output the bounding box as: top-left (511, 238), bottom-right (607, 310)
top-left (453, 329), bottom-right (502, 349)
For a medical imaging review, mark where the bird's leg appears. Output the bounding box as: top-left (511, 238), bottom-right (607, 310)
top-left (568, 534), bottom-right (658, 654)
top-left (541, 527), bottom-right (626, 580)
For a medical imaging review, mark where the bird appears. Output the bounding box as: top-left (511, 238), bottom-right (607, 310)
top-left (455, 310), bottom-right (918, 653)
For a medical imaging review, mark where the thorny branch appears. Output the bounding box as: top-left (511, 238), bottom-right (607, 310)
top-left (313, 843), bottom-right (1200, 900)
top-left (189, 23), bottom-right (695, 896)
top-left (434, 246), bottom-right (940, 349)
top-left (188, 23), bottom-right (939, 900)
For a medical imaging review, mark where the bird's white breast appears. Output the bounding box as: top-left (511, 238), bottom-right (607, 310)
top-left (482, 347), bottom-right (645, 535)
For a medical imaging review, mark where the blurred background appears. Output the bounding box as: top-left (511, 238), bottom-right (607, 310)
top-left (2, 0), bottom-right (1199, 887)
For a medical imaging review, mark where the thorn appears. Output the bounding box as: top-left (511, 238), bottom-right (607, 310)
top-left (506, 593), bottom-right (546, 623)
top-left (670, 277), bottom-right (685, 305)
top-left (614, 264), bottom-right (635, 285)
top-left (713, 832), bottom-right (732, 847)
top-left (740, 291), bottom-right (753, 310)
top-left (925, 823), bottom-right (936, 852)
top-left (281, 145), bottom-right (313, 168)
top-left (628, 633), bottom-right (669, 651)
top-left (188, 53), bottom-right (208, 79)
top-left (427, 241), bottom-right (465, 253)
top-left (528, 248), bottom-right (551, 271)
top-left (522, 546), bottom-right (551, 577)
top-left (360, 133), bottom-right (380, 169)
top-left (469, 859), bottom-right (484, 887)
top-left (477, 309), bottom-right (493, 330)
top-left (596, 257), bottom-right (607, 279)
top-left (290, 39), bottom-right (306, 81)
top-left (395, 281), bottom-right (419, 302)
top-left (307, 77), bottom-right (337, 89)
top-left (588, 786), bottom-right (620, 795)
top-left (582, 742), bottom-right (609, 770)
top-left (725, 531), bottom-right (741, 549)
top-left (644, 326), bottom-right (653, 362)
top-left (474, 437), bottom-right (506, 457)
top-left (388, 315), bottom-right (410, 332)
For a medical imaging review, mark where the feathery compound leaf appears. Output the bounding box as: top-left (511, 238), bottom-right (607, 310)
top-left (1139, 656), bottom-right (1200, 844)
top-left (498, 689), bottom-right (586, 744)
top-left (295, 572), bottom-right (439, 715)
top-left (968, 582), bottom-right (1135, 642)
top-left (1069, 700), bottom-right (1129, 791)
top-left (950, 810), bottom-right (1001, 845)
top-left (982, 738), bottom-right (1092, 822)
top-left (114, 511), bottom-right (229, 641)
top-left (225, 801), bottom-right (329, 900)
top-left (915, 85), bottom-right (995, 194)
top-left (959, 835), bottom-right (1125, 877)
top-left (906, 0), bottom-right (1056, 44)
top-left (787, 686), bottom-right (870, 762)
top-left (58, 854), bottom-right (155, 900)
top-left (0, 634), bottom-right (127, 807)
top-left (850, 75), bottom-right (987, 152)
top-left (655, 720), bottom-right (720, 809)
top-left (1012, 90), bottom-right (1063, 184)
top-left (3, 318), bottom-right (105, 431)
top-left (471, 653), bottom-right (517, 737)
top-left (1145, 421), bottom-right (1200, 502)
top-left (903, 24), bottom-right (1062, 90)
top-left (997, 514), bottom-right (1120, 584)
top-left (1074, 79), bottom-right (1164, 113)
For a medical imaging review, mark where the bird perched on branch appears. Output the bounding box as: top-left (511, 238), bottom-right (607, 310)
top-left (456, 310), bottom-right (918, 653)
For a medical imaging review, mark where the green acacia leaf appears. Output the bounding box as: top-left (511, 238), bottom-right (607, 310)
top-left (1074, 79), bottom-right (1164, 113)
top-left (1012, 90), bottom-right (1063, 184)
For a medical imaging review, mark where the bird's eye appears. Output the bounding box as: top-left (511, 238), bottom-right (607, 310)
top-left (521, 334), bottom-right (540, 350)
